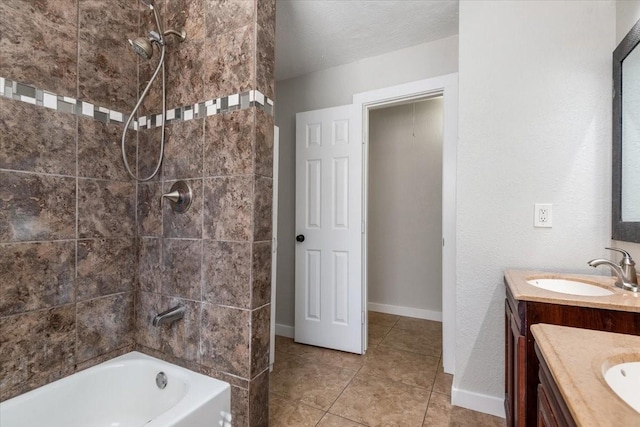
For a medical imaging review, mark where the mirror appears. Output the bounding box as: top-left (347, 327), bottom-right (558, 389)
top-left (613, 19), bottom-right (640, 242)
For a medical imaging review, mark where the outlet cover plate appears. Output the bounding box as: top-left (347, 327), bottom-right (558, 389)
top-left (534, 203), bottom-right (552, 228)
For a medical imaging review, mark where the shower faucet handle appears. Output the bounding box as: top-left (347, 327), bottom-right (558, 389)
top-left (162, 180), bottom-right (193, 213)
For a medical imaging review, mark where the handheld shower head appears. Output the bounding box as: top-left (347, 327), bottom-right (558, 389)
top-left (141, 0), bottom-right (155, 7)
top-left (129, 37), bottom-right (153, 60)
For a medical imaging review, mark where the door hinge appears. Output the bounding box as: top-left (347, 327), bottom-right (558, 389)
top-left (361, 220), bottom-right (365, 233)
top-left (361, 311), bottom-right (365, 325)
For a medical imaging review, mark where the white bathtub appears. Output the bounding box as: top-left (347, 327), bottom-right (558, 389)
top-left (0, 351), bottom-right (231, 427)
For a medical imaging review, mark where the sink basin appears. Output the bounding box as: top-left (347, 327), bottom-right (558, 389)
top-left (526, 278), bottom-right (614, 296)
top-left (604, 361), bottom-right (640, 413)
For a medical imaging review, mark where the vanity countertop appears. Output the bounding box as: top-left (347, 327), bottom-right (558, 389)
top-left (504, 269), bottom-right (640, 313)
top-left (531, 324), bottom-right (640, 426)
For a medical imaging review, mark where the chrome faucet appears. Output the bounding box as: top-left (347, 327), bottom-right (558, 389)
top-left (152, 305), bottom-right (186, 327)
top-left (588, 247), bottom-right (638, 292)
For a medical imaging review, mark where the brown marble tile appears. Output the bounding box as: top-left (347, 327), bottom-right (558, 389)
top-left (77, 238), bottom-right (137, 300)
top-left (137, 182), bottom-right (163, 237)
top-left (157, 296), bottom-right (201, 362)
top-left (203, 176), bottom-right (253, 241)
top-left (166, 0), bottom-right (204, 42)
top-left (368, 322), bottom-right (392, 346)
top-left (270, 394), bottom-right (325, 427)
top-left (249, 368), bottom-right (269, 427)
top-left (252, 241), bottom-right (271, 308)
top-left (270, 357), bottom-right (357, 411)
top-left (135, 291), bottom-right (163, 351)
top-left (251, 304), bottom-right (270, 376)
top-left (137, 127), bottom-right (163, 181)
top-left (423, 392), bottom-right (506, 427)
top-left (256, 0), bottom-right (275, 40)
top-left (201, 303), bottom-right (250, 378)
top-left (202, 240), bottom-right (252, 308)
top-left (205, 0), bottom-right (255, 38)
top-left (0, 241), bottom-right (75, 316)
top-left (231, 385), bottom-right (250, 427)
top-left (359, 346), bottom-right (439, 389)
top-left (329, 372), bottom-right (430, 427)
top-left (165, 38), bottom-right (206, 110)
top-left (368, 311), bottom-right (399, 327)
top-left (78, 0), bottom-right (138, 112)
top-left (380, 326), bottom-right (442, 359)
top-left (0, 305), bottom-right (76, 401)
top-left (78, 117), bottom-right (131, 181)
top-left (0, 98), bottom-right (76, 175)
top-left (161, 238), bottom-right (202, 300)
top-left (433, 371), bottom-right (453, 396)
top-left (203, 24), bottom-right (255, 99)
top-left (163, 179), bottom-right (203, 238)
top-left (78, 179), bottom-right (136, 238)
top-left (200, 364), bottom-right (250, 389)
top-left (204, 109), bottom-right (254, 177)
top-left (75, 344), bottom-right (135, 372)
top-left (253, 175), bottom-right (272, 241)
top-left (139, 237), bottom-right (162, 293)
top-left (0, 171), bottom-right (76, 242)
top-left (138, 61), bottom-right (163, 117)
top-left (0, 0), bottom-right (77, 97)
top-left (256, 23), bottom-right (275, 100)
top-left (317, 413), bottom-right (366, 427)
top-left (76, 292), bottom-right (135, 362)
top-left (255, 108), bottom-right (274, 177)
top-left (163, 118), bottom-right (204, 180)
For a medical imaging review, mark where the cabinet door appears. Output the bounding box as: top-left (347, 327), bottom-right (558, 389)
top-left (538, 384), bottom-right (558, 427)
top-left (511, 308), bottom-right (526, 426)
top-left (505, 302), bottom-right (514, 426)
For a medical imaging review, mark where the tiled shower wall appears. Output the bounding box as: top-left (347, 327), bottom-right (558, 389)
top-left (0, 1), bottom-right (275, 425)
top-left (0, 0), bottom-right (140, 401)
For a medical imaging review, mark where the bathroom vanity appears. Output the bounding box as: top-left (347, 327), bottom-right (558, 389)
top-left (532, 324), bottom-right (640, 426)
top-left (503, 270), bottom-right (640, 427)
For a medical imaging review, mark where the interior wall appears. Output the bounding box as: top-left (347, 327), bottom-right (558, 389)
top-left (368, 99), bottom-right (443, 315)
top-left (274, 35), bottom-right (458, 328)
top-left (0, 0), bottom-right (139, 401)
top-left (457, 0), bottom-right (614, 407)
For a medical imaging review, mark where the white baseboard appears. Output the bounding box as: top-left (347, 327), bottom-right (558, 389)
top-left (368, 302), bottom-right (442, 322)
top-left (275, 323), bottom-right (294, 338)
top-left (451, 386), bottom-right (506, 419)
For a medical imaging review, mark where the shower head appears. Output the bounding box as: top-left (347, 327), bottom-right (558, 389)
top-left (129, 37), bottom-right (153, 60)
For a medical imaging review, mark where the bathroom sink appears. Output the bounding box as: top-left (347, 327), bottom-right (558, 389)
top-left (525, 278), bottom-right (614, 296)
top-left (603, 361), bottom-right (640, 413)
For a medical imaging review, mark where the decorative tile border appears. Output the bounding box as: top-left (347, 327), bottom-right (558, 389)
top-left (0, 77), bottom-right (274, 131)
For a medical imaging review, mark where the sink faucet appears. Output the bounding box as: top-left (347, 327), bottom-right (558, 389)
top-left (588, 247), bottom-right (638, 292)
top-left (152, 305), bottom-right (186, 327)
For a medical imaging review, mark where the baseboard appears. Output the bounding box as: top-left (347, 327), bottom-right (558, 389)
top-left (368, 302), bottom-right (442, 322)
top-left (451, 386), bottom-right (506, 419)
top-left (275, 323), bottom-right (294, 338)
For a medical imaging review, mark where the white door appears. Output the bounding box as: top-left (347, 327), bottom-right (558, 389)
top-left (295, 105), bottom-right (363, 354)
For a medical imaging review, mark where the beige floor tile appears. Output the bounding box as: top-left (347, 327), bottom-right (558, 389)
top-left (269, 394), bottom-right (325, 427)
top-left (423, 392), bottom-right (506, 427)
top-left (317, 413), bottom-right (366, 426)
top-left (368, 311), bottom-right (399, 327)
top-left (270, 356), bottom-right (357, 411)
top-left (395, 317), bottom-right (442, 334)
top-left (329, 372), bottom-right (430, 427)
top-left (359, 346), bottom-right (439, 389)
top-left (380, 327), bottom-right (442, 358)
top-left (275, 335), bottom-right (317, 357)
top-left (368, 322), bottom-right (392, 346)
top-left (298, 345), bottom-right (366, 371)
top-left (432, 372), bottom-right (453, 396)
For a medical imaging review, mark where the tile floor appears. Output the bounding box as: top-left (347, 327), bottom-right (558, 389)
top-left (269, 311), bottom-right (506, 426)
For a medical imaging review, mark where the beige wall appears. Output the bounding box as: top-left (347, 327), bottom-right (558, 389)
top-left (368, 99), bottom-right (443, 314)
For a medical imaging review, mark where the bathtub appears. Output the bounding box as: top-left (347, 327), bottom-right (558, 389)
top-left (0, 351), bottom-right (231, 427)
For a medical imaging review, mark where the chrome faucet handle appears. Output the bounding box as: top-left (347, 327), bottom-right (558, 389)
top-left (605, 247), bottom-right (634, 263)
top-left (161, 180), bottom-right (192, 213)
top-left (605, 247), bottom-right (637, 286)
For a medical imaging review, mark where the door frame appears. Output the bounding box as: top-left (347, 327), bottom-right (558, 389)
top-left (353, 73), bottom-right (458, 374)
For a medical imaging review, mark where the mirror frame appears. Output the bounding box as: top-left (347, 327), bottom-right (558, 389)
top-left (613, 18), bottom-right (640, 242)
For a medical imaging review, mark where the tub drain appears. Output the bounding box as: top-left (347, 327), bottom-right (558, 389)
top-left (156, 372), bottom-right (168, 389)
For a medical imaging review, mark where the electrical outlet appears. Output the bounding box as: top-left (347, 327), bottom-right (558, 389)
top-left (534, 203), bottom-right (552, 228)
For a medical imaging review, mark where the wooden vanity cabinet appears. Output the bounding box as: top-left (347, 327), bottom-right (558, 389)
top-left (504, 284), bottom-right (640, 427)
top-left (534, 343), bottom-right (576, 427)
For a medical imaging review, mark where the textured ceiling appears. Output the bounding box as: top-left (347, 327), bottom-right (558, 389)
top-left (275, 0), bottom-right (459, 81)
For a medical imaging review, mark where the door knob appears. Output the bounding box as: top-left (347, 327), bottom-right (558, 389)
top-left (296, 234), bottom-right (305, 242)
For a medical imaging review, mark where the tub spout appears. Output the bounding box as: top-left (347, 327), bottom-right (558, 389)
top-left (152, 305), bottom-right (185, 327)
